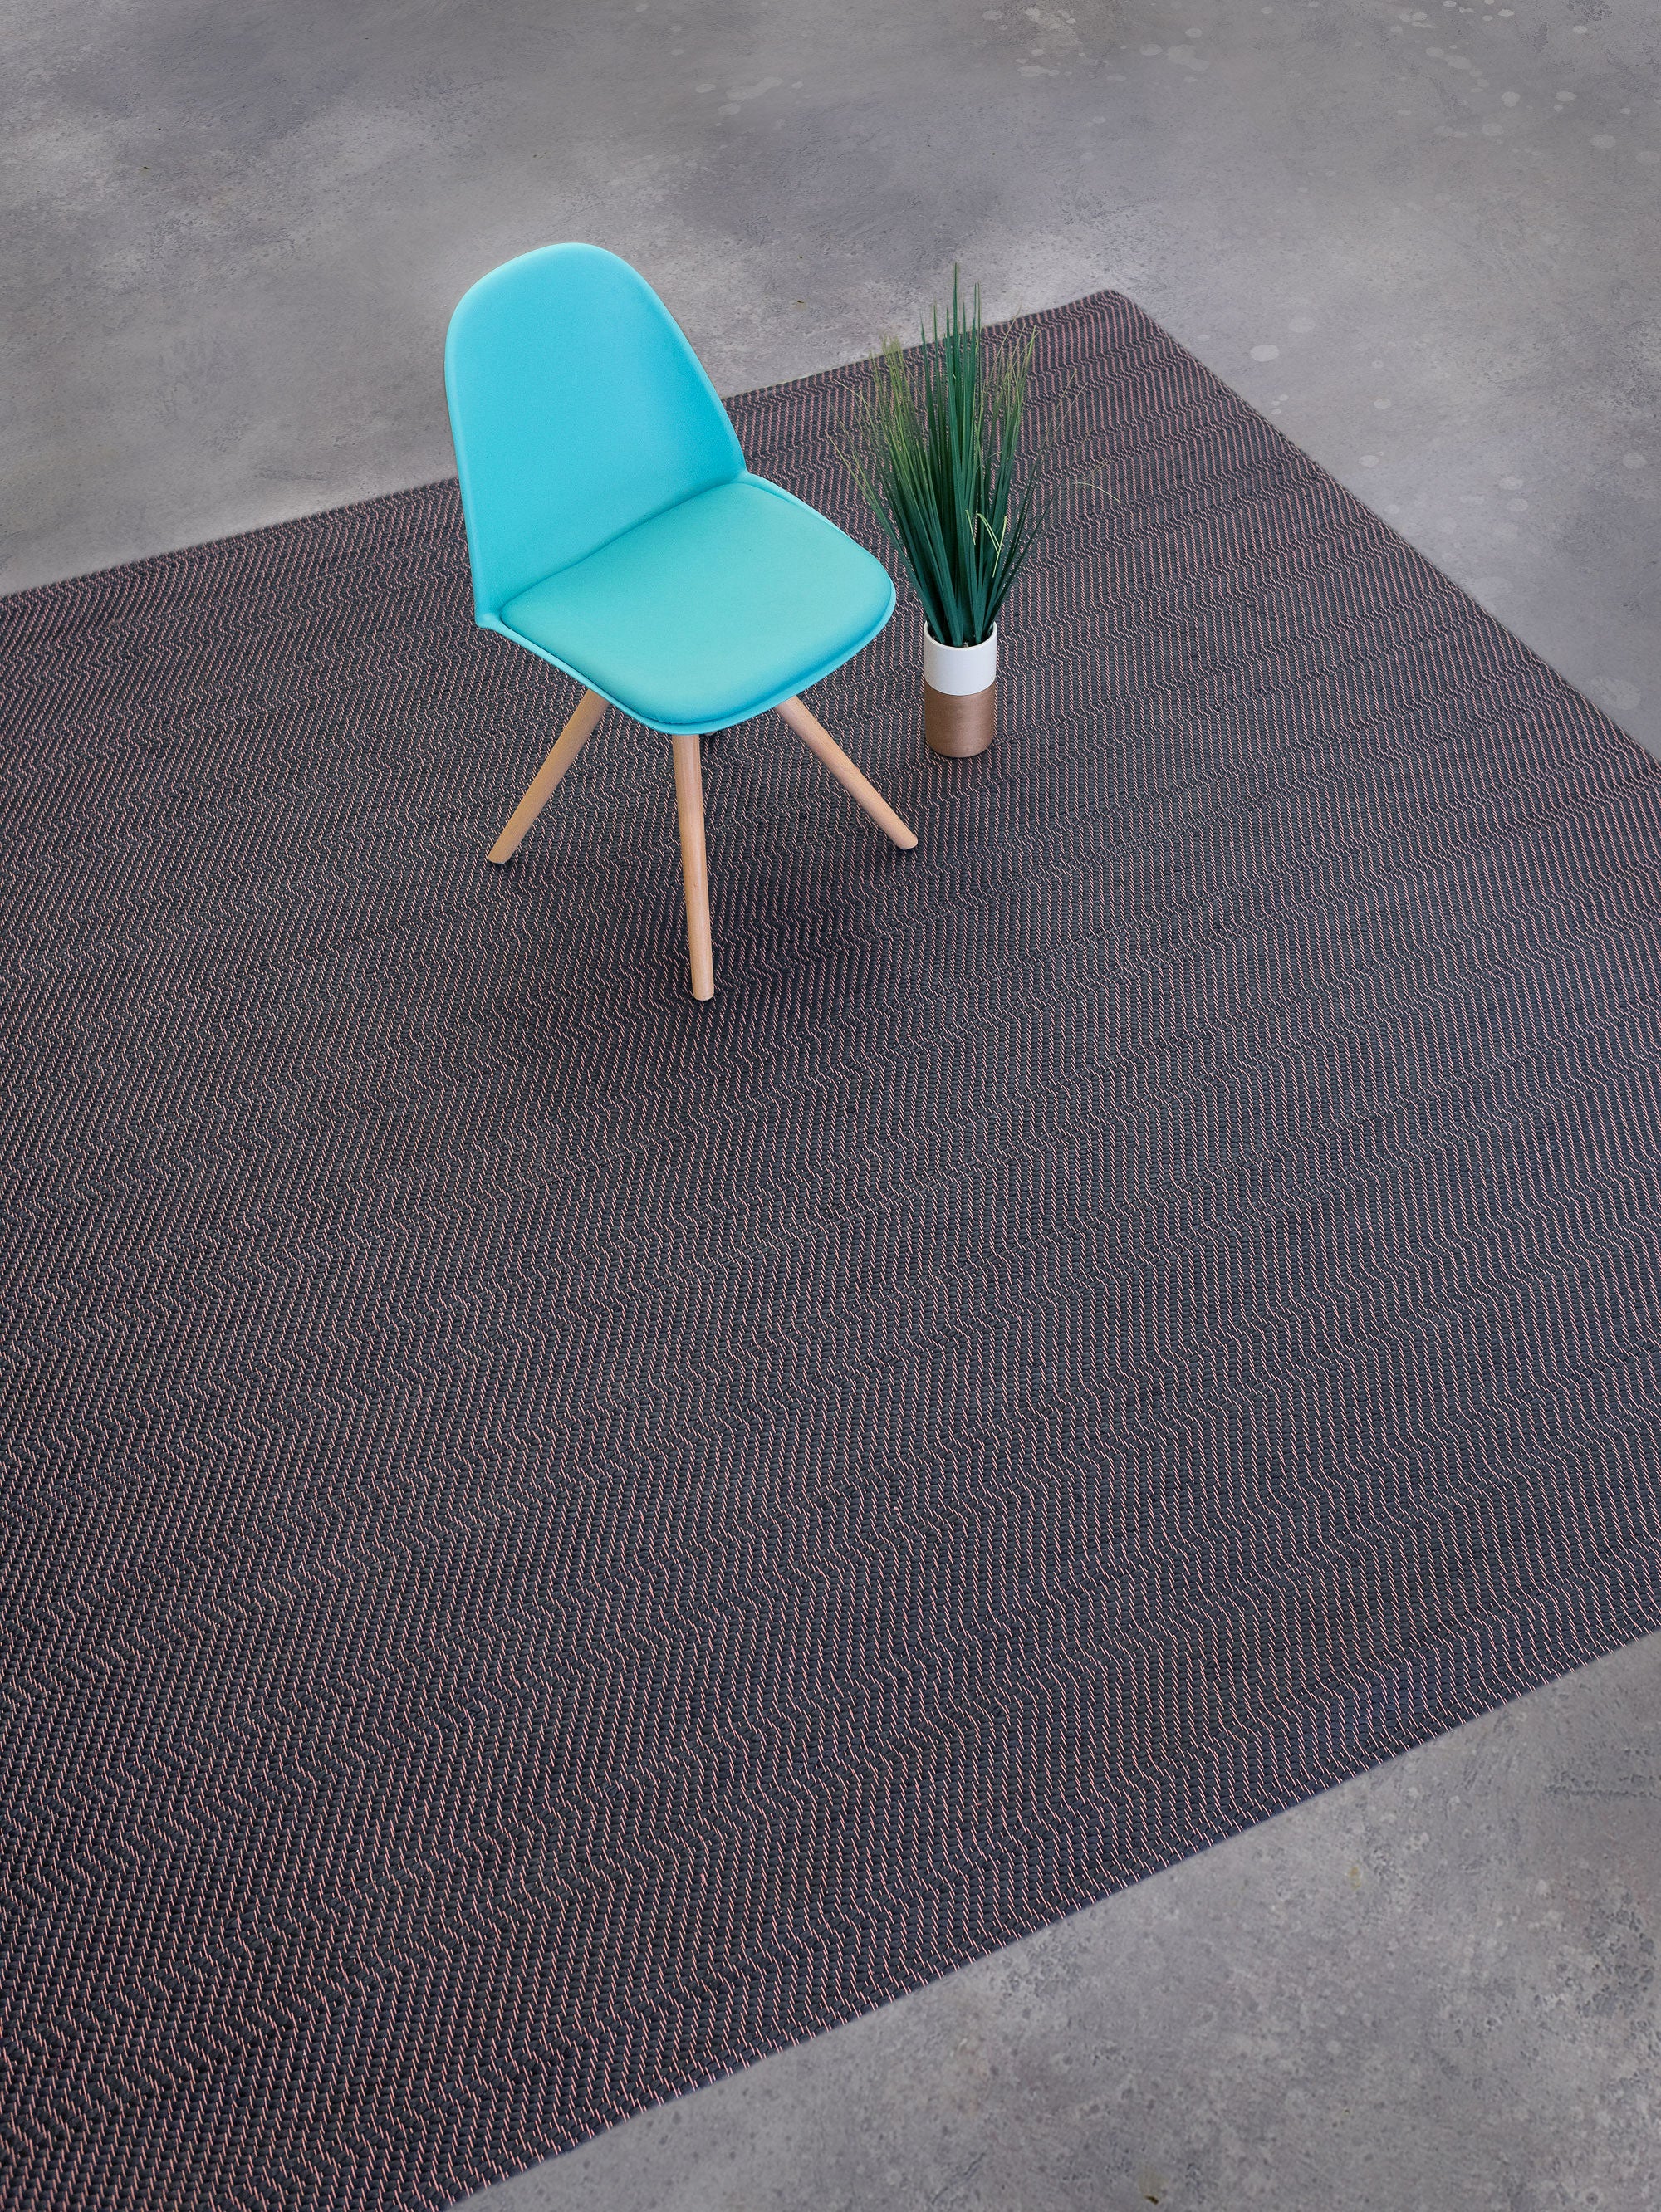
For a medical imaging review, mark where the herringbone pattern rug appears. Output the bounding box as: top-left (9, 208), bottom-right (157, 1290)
top-left (4, 293), bottom-right (1660, 2210)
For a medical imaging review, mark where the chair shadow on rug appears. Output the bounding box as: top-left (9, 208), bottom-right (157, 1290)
top-left (444, 242), bottom-right (916, 1001)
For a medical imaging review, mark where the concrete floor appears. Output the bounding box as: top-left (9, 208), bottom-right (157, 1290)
top-left (3, 0), bottom-right (1659, 747)
top-left (458, 1632), bottom-right (1661, 2212)
top-left (4, 0), bottom-right (1659, 2203)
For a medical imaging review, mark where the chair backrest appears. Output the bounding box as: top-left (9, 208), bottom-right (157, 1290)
top-left (444, 243), bottom-right (746, 620)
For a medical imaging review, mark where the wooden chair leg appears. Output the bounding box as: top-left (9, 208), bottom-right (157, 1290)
top-left (488, 688), bottom-right (607, 863)
top-left (776, 696), bottom-right (918, 850)
top-left (671, 729), bottom-right (715, 1001)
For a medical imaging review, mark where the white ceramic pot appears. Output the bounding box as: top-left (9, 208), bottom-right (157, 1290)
top-left (923, 625), bottom-right (997, 758)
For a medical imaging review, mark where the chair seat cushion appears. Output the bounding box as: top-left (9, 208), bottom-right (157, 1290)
top-left (498, 475), bottom-right (895, 734)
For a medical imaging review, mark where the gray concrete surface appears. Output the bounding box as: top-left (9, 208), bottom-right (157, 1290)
top-left (2, 0), bottom-right (1658, 749)
top-left (5, 2), bottom-right (1659, 2204)
top-left (460, 1632), bottom-right (1661, 2212)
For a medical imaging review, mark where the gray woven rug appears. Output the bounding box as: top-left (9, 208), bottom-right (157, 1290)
top-left (3, 292), bottom-right (1660, 2210)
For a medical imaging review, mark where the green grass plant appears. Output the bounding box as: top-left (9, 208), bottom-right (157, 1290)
top-left (844, 269), bottom-right (1062, 650)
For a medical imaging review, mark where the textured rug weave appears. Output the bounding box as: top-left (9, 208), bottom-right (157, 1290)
top-left (4, 291), bottom-right (1661, 2210)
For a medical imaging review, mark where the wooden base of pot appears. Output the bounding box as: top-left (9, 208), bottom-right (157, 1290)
top-left (924, 679), bottom-right (996, 759)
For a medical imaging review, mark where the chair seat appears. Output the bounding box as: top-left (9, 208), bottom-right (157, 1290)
top-left (498, 475), bottom-right (895, 734)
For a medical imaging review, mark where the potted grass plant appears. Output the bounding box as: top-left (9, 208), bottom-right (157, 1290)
top-left (845, 270), bottom-right (1062, 758)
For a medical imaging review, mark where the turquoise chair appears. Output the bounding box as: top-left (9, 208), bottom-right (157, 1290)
top-left (444, 242), bottom-right (914, 1001)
